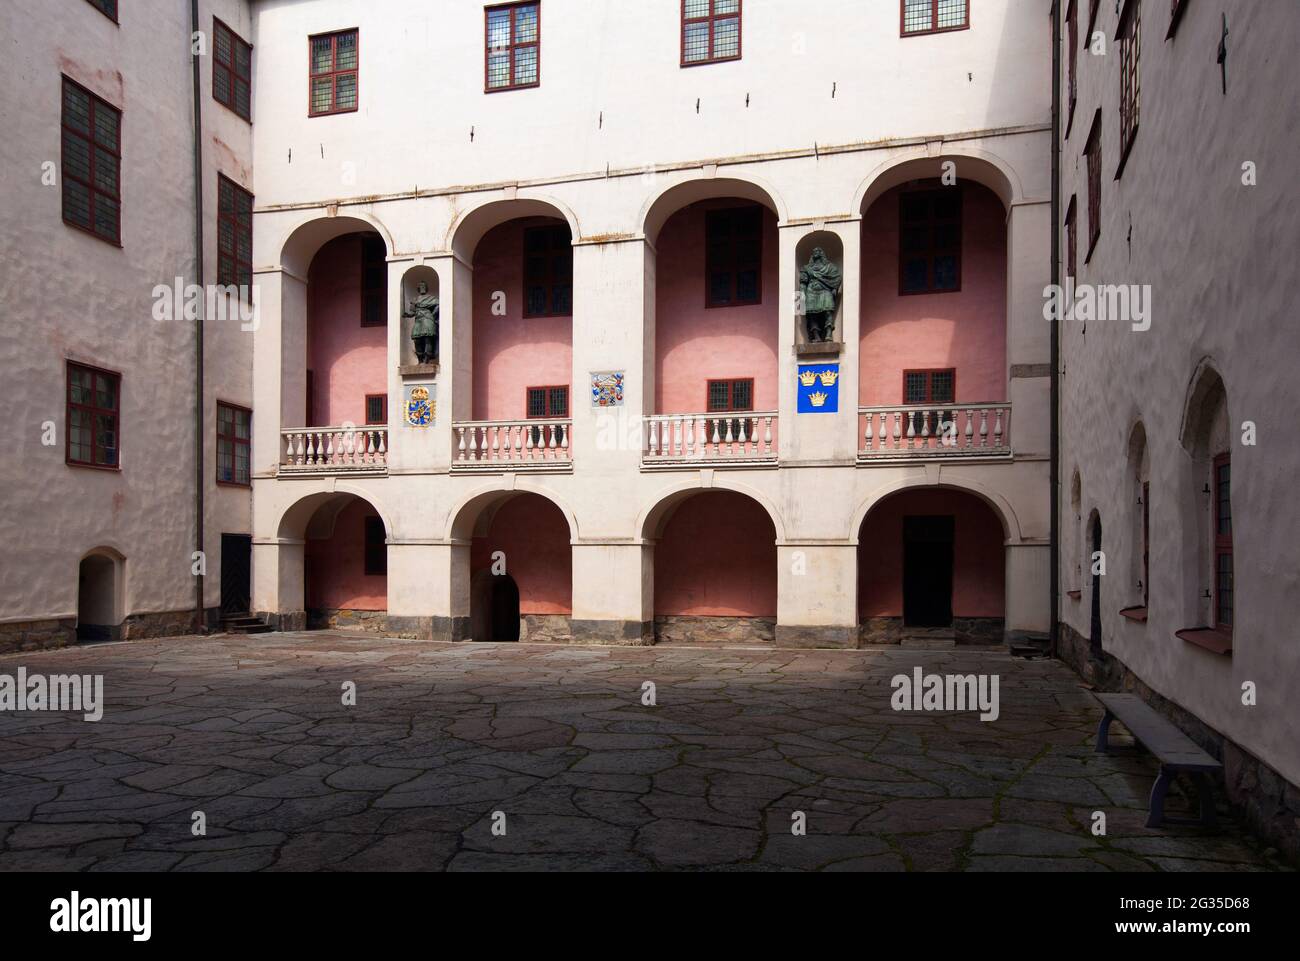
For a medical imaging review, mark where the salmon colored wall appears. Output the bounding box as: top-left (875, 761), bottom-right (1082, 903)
top-left (655, 491), bottom-right (777, 616)
top-left (473, 218), bottom-right (573, 421)
top-left (305, 499), bottom-right (387, 611)
top-left (470, 494), bottom-right (572, 614)
top-left (857, 489), bottom-right (1005, 618)
top-left (655, 201), bottom-right (780, 414)
top-left (307, 235), bottom-right (388, 427)
top-left (858, 182), bottom-right (1007, 406)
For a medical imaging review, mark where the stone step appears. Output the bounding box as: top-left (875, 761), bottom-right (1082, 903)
top-left (899, 630), bottom-right (957, 650)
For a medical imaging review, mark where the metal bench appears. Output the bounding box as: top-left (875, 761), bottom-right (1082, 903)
top-left (1094, 693), bottom-right (1222, 828)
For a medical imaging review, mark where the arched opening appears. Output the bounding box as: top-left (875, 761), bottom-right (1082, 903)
top-left (297, 494), bottom-right (389, 632)
top-left (858, 169), bottom-right (1009, 454)
top-left (1179, 363), bottom-right (1232, 634)
top-left (650, 490), bottom-right (778, 644)
top-left (857, 488), bottom-right (1006, 645)
top-left (77, 550), bottom-right (123, 642)
top-left (463, 492), bottom-right (572, 642)
top-left (306, 230), bottom-right (390, 430)
top-left (647, 179), bottom-right (782, 462)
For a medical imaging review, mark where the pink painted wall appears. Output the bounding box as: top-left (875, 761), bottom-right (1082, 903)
top-left (470, 494), bottom-right (572, 614)
top-left (307, 234), bottom-right (388, 427)
top-left (857, 489), bottom-right (1005, 618)
top-left (655, 491), bottom-right (777, 616)
top-left (655, 201), bottom-right (779, 413)
top-left (305, 499), bottom-right (386, 611)
top-left (858, 182), bottom-right (1007, 406)
top-left (473, 218), bottom-right (573, 421)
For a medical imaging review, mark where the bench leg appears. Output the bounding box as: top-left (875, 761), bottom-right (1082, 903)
top-left (1095, 710), bottom-right (1115, 754)
top-left (1147, 767), bottom-right (1173, 828)
top-left (1193, 772), bottom-right (1218, 828)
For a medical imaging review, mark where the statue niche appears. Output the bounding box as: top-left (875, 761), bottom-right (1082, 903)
top-left (402, 279), bottom-right (439, 367)
top-left (799, 247), bottom-right (843, 344)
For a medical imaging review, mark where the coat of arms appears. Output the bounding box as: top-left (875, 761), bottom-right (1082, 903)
top-left (590, 371), bottom-right (625, 408)
top-left (404, 384), bottom-right (434, 427)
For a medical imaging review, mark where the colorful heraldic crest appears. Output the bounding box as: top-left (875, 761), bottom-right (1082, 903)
top-left (796, 364), bottom-right (840, 414)
top-left (590, 370), bottom-right (625, 407)
top-left (405, 384), bottom-right (435, 428)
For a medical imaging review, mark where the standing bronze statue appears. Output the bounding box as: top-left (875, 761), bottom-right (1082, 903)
top-left (799, 247), bottom-right (843, 343)
top-left (403, 281), bottom-right (439, 365)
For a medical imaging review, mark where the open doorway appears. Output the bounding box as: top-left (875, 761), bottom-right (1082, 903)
top-left (220, 534), bottom-right (252, 616)
top-left (903, 515), bottom-right (955, 627)
top-left (77, 551), bottom-right (122, 642)
top-left (471, 569), bottom-right (521, 642)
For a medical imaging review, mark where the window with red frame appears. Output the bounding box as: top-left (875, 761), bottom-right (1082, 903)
top-left (705, 206), bottom-right (762, 307)
top-left (523, 225), bottom-right (572, 317)
top-left (486, 3), bottom-right (539, 91)
top-left (67, 362), bottom-right (120, 469)
top-left (1084, 112), bottom-right (1102, 257)
top-left (1117, 0), bottom-right (1141, 173)
top-left (901, 0), bottom-right (969, 36)
top-left (61, 77), bottom-right (121, 245)
top-left (1065, 196), bottom-right (1077, 280)
top-left (365, 394), bottom-right (387, 426)
top-left (899, 187), bottom-right (962, 295)
top-left (309, 29), bottom-right (358, 116)
top-left (85, 0), bottom-right (117, 22)
top-left (1213, 454), bottom-right (1232, 631)
top-left (682, 1), bottom-right (742, 66)
top-left (213, 18), bottom-right (252, 121)
top-left (364, 515), bottom-right (387, 576)
top-left (361, 235), bottom-right (387, 326)
top-left (217, 402), bottom-right (251, 486)
top-left (526, 385), bottom-right (569, 419)
top-left (903, 368), bottom-right (956, 436)
top-left (1066, 0), bottom-right (1078, 136)
top-left (217, 175), bottom-right (253, 294)
top-left (707, 378), bottom-right (753, 439)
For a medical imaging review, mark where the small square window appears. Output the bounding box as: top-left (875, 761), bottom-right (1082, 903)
top-left (309, 29), bottom-right (359, 116)
top-left (486, 3), bottom-right (541, 91)
top-left (217, 402), bottom-right (251, 486)
top-left (682, 1), bottom-right (743, 67)
top-left (67, 362), bottom-right (121, 469)
top-left (365, 394), bottom-right (387, 425)
top-left (902, 0), bottom-right (969, 37)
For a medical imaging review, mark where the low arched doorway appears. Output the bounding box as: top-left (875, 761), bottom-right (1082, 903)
top-left (857, 487), bottom-right (1006, 645)
top-left (77, 551), bottom-right (123, 642)
top-left (471, 569), bottom-right (521, 642)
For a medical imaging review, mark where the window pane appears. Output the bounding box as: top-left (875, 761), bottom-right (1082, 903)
top-left (487, 51), bottom-right (510, 87)
top-left (334, 74), bottom-right (357, 109)
top-left (901, 225), bottom-right (929, 252)
top-left (234, 40), bottom-right (251, 77)
top-left (63, 179), bottom-right (91, 228)
top-left (214, 66), bottom-right (231, 105)
top-left (513, 46), bottom-right (538, 85)
top-left (712, 18), bottom-right (740, 58)
top-left (96, 414), bottom-right (117, 465)
top-left (714, 0), bottom-right (740, 14)
top-left (487, 9), bottom-right (511, 49)
top-left (731, 380), bottom-right (752, 410)
top-left (514, 5), bottom-right (539, 43)
top-left (931, 370), bottom-right (955, 403)
top-left (311, 77), bottom-right (333, 113)
top-left (684, 0), bottom-right (710, 17)
top-left (901, 259), bottom-right (928, 293)
top-left (311, 37), bottom-right (333, 74)
top-left (937, 0), bottom-right (968, 29)
top-left (215, 24), bottom-right (232, 65)
top-left (335, 33), bottom-right (358, 70)
top-left (903, 0), bottom-right (933, 32)
top-left (708, 381), bottom-right (730, 411)
top-left (527, 389), bottom-right (547, 417)
top-left (234, 78), bottom-right (251, 118)
top-left (683, 22), bottom-right (709, 61)
top-left (549, 387), bottom-right (569, 417)
top-left (62, 135), bottom-right (91, 183)
top-left (93, 147), bottom-right (117, 194)
top-left (735, 269), bottom-right (759, 302)
top-left (63, 83), bottom-right (91, 134)
top-left (218, 437), bottom-right (233, 481)
top-left (709, 271), bottom-right (732, 305)
top-left (933, 255), bottom-right (959, 290)
top-left (93, 194), bottom-right (119, 241)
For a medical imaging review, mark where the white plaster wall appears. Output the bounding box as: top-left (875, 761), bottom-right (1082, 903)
top-left (0, 0), bottom-right (253, 624)
top-left (1057, 2), bottom-right (1300, 784)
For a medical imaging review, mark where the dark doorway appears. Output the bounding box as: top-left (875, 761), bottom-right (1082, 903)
top-left (903, 515), bottom-right (955, 627)
top-left (1089, 516), bottom-right (1103, 656)
top-left (220, 534), bottom-right (252, 615)
top-left (488, 574), bottom-right (520, 642)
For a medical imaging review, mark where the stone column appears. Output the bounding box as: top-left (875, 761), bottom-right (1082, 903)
top-left (775, 543), bottom-right (858, 648)
top-left (251, 537), bottom-right (305, 631)
top-left (1005, 540), bottom-right (1051, 640)
top-left (570, 542), bottom-right (654, 645)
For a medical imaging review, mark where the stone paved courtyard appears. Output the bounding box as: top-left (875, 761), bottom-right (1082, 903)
top-left (0, 633), bottom-right (1287, 872)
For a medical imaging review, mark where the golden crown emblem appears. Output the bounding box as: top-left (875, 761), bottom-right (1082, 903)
top-left (410, 386), bottom-right (430, 401)
top-left (818, 370), bottom-right (839, 387)
top-left (799, 370), bottom-right (819, 387)
top-left (808, 391), bottom-right (829, 407)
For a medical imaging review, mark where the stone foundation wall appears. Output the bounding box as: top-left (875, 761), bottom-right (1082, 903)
top-left (952, 617), bottom-right (1005, 645)
top-left (120, 609), bottom-right (203, 640)
top-left (307, 608), bottom-right (390, 633)
top-left (653, 615), bottom-right (776, 646)
top-left (858, 617), bottom-right (904, 646)
top-left (518, 614), bottom-right (572, 644)
top-left (0, 618), bottom-right (76, 654)
top-left (1057, 621), bottom-right (1299, 866)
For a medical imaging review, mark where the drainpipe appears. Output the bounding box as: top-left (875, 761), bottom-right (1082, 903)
top-left (1049, 0), bottom-right (1062, 657)
top-left (190, 0), bottom-right (207, 633)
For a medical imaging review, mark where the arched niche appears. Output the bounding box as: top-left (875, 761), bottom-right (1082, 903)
top-left (794, 230), bottom-right (846, 351)
top-left (399, 264), bottom-right (440, 371)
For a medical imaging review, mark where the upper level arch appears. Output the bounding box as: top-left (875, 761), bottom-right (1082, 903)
top-left (447, 194), bottom-right (581, 263)
top-left (851, 147), bottom-right (1024, 217)
top-left (640, 173), bottom-right (788, 248)
top-left (277, 211), bottom-right (395, 279)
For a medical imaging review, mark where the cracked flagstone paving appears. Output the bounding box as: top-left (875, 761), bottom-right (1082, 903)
top-left (0, 632), bottom-right (1288, 872)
